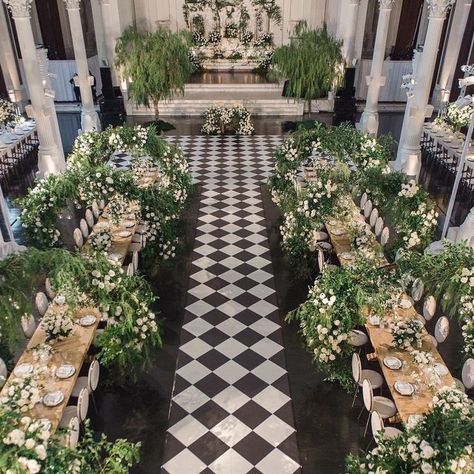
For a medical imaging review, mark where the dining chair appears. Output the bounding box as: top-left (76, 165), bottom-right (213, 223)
top-left (91, 200), bottom-right (100, 219)
top-left (62, 416), bottom-right (80, 448)
top-left (73, 228), bottom-right (84, 249)
top-left (369, 208), bottom-right (379, 228)
top-left (72, 360), bottom-right (100, 410)
top-left (348, 329), bottom-right (369, 348)
top-left (351, 353), bottom-right (383, 407)
top-left (363, 200), bottom-right (373, 219)
top-left (132, 251), bottom-right (139, 272)
top-left (45, 277), bottom-right (56, 300)
top-left (430, 316), bottom-right (449, 347)
top-left (318, 249), bottom-right (325, 273)
top-left (371, 411), bottom-right (402, 442)
top-left (60, 387), bottom-right (89, 427)
top-left (462, 358), bottom-right (474, 390)
top-left (79, 218), bottom-right (89, 239)
top-left (374, 217), bottom-right (384, 238)
top-left (99, 199), bottom-right (105, 210)
top-left (411, 278), bottom-right (424, 302)
top-left (0, 358), bottom-right (7, 388)
top-left (360, 192), bottom-right (368, 210)
top-left (35, 292), bottom-right (49, 316)
top-left (21, 314), bottom-right (37, 339)
top-left (126, 263), bottom-right (135, 277)
top-left (422, 295), bottom-right (437, 321)
top-left (313, 230), bottom-right (329, 242)
top-left (380, 227), bottom-right (390, 246)
top-left (85, 209), bottom-right (95, 229)
top-left (362, 379), bottom-right (397, 436)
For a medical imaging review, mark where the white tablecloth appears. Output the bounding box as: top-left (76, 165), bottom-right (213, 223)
top-left (0, 121), bottom-right (37, 158)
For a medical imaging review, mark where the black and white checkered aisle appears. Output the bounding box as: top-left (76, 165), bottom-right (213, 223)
top-left (161, 135), bottom-right (301, 474)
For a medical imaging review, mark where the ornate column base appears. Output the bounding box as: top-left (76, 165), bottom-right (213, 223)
top-left (395, 144), bottom-right (421, 180)
top-left (358, 109), bottom-right (379, 135)
top-left (38, 144), bottom-right (67, 178)
top-left (81, 109), bottom-right (101, 133)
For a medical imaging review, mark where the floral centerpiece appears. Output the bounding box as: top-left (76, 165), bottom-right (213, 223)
top-left (0, 97), bottom-right (19, 127)
top-left (444, 101), bottom-right (473, 132)
top-left (88, 227), bottom-right (112, 254)
top-left (107, 194), bottom-right (131, 225)
top-left (390, 317), bottom-right (424, 350)
top-left (0, 375), bottom-right (42, 413)
top-left (410, 349), bottom-right (435, 366)
top-left (40, 310), bottom-right (74, 342)
top-left (201, 105), bottom-right (254, 135)
top-left (29, 343), bottom-right (55, 365)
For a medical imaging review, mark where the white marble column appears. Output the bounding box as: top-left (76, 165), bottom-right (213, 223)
top-left (98, 0), bottom-right (122, 85)
top-left (359, 0), bottom-right (397, 135)
top-left (64, 0), bottom-right (101, 132)
top-left (3, 0), bottom-right (65, 177)
top-left (432, 0), bottom-right (472, 106)
top-left (0, 3), bottom-right (23, 106)
top-left (395, 0), bottom-right (456, 178)
top-left (337, 0), bottom-right (361, 64)
top-left (0, 182), bottom-right (26, 257)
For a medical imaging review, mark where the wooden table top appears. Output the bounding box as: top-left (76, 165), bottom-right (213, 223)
top-left (323, 195), bottom-right (454, 422)
top-left (0, 304), bottom-right (100, 432)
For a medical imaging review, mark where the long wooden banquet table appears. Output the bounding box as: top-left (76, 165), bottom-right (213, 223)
top-left (0, 304), bottom-right (100, 432)
top-left (324, 199), bottom-right (455, 423)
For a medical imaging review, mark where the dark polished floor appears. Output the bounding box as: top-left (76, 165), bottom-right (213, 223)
top-left (1, 111), bottom-right (468, 473)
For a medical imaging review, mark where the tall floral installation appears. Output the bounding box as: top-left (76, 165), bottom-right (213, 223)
top-left (0, 124), bottom-right (192, 472)
top-left (269, 122), bottom-right (474, 470)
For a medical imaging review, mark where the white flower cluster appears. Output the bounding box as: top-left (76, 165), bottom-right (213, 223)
top-left (279, 138), bottom-right (299, 162)
top-left (0, 376), bottom-right (42, 413)
top-left (459, 266), bottom-right (474, 286)
top-left (91, 268), bottom-right (122, 292)
top-left (108, 125), bottom-right (148, 154)
top-left (157, 236), bottom-right (177, 260)
top-left (410, 350), bottom-right (435, 366)
top-left (40, 309), bottom-right (74, 342)
top-left (130, 156), bottom-right (155, 181)
top-left (0, 97), bottom-right (19, 125)
top-left (280, 211), bottom-right (311, 253)
top-left (445, 101), bottom-right (473, 131)
top-left (431, 386), bottom-right (472, 419)
top-left (449, 446), bottom-right (474, 473)
top-left (409, 203), bottom-right (438, 239)
top-left (296, 180), bottom-right (338, 219)
top-left (201, 105), bottom-right (254, 135)
top-left (403, 231), bottom-right (421, 249)
top-left (89, 227), bottom-right (112, 254)
top-left (390, 317), bottom-right (424, 350)
top-left (107, 194), bottom-right (130, 225)
top-left (359, 137), bottom-right (382, 168)
top-left (77, 171), bottom-right (115, 206)
top-left (461, 317), bottom-right (474, 358)
top-left (400, 436), bottom-right (437, 469)
top-left (399, 180), bottom-right (419, 198)
top-left (141, 206), bottom-right (160, 242)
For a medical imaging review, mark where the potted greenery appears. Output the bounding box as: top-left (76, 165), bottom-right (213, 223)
top-left (270, 22), bottom-right (344, 112)
top-left (115, 27), bottom-right (195, 122)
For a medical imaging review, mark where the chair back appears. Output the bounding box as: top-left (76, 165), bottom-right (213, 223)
top-left (85, 209), bottom-right (95, 229)
top-left (423, 296), bottom-right (436, 321)
top-left (318, 249), bottom-right (325, 273)
top-left (126, 263), bottom-right (134, 276)
top-left (45, 278), bottom-right (56, 300)
top-left (99, 199), bottom-right (105, 210)
top-left (91, 200), bottom-right (100, 219)
top-left (462, 358), bottom-right (474, 390)
top-left (21, 314), bottom-right (37, 338)
top-left (375, 217), bottom-right (384, 237)
top-left (67, 416), bottom-right (80, 448)
top-left (411, 278), bottom-right (424, 302)
top-left (364, 200), bottom-right (373, 219)
top-left (435, 316), bottom-right (449, 343)
top-left (360, 192), bottom-right (368, 210)
top-left (88, 360), bottom-right (100, 392)
top-left (380, 227), bottom-right (390, 246)
top-left (369, 208), bottom-right (379, 228)
top-left (77, 387), bottom-right (89, 421)
top-left (79, 219), bottom-right (89, 239)
top-left (313, 230), bottom-right (327, 242)
top-left (73, 228), bottom-right (84, 249)
top-left (362, 379), bottom-right (374, 412)
top-left (370, 411), bottom-right (384, 439)
top-left (351, 353), bottom-right (361, 384)
top-left (0, 358), bottom-right (7, 388)
top-left (132, 251), bottom-right (139, 272)
top-left (35, 292), bottom-right (49, 316)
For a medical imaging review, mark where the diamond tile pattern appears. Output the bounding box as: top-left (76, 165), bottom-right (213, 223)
top-left (161, 136), bottom-right (300, 474)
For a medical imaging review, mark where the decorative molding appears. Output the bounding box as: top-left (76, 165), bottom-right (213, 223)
top-left (378, 0), bottom-right (396, 9)
top-left (3, 0), bottom-right (32, 18)
top-left (347, 0), bottom-right (361, 5)
top-left (63, 0), bottom-right (81, 9)
top-left (427, 0), bottom-right (456, 19)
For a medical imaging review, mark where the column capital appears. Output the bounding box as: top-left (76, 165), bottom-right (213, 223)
top-left (378, 0), bottom-right (396, 9)
top-left (64, 0), bottom-right (81, 9)
top-left (3, 0), bottom-right (32, 19)
top-left (427, 0), bottom-right (456, 19)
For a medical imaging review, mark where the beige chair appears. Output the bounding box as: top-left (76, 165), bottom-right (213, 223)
top-left (21, 314), bottom-right (37, 339)
top-left (60, 387), bottom-right (89, 427)
top-left (380, 227), bottom-right (390, 246)
top-left (35, 292), bottom-right (49, 316)
top-left (411, 278), bottom-right (424, 302)
top-left (374, 217), bottom-right (384, 237)
top-left (313, 230), bottom-right (329, 242)
top-left (59, 416), bottom-right (80, 448)
top-left (126, 263), bottom-right (135, 277)
top-left (369, 208), bottom-right (379, 228)
top-left (348, 329), bottom-right (369, 348)
top-left (0, 358), bottom-right (7, 389)
top-left (132, 251), bottom-right (139, 272)
top-left (85, 209), bottom-right (95, 229)
top-left (371, 411), bottom-right (402, 442)
top-left (462, 358), bottom-right (474, 390)
top-left (362, 379), bottom-right (397, 436)
top-left (360, 192), bottom-right (368, 210)
top-left (73, 228), bottom-right (84, 249)
top-left (318, 249), bottom-right (325, 273)
top-left (45, 278), bottom-right (56, 300)
top-left (91, 200), bottom-right (100, 220)
top-left (79, 219), bottom-right (89, 239)
top-left (422, 295), bottom-right (436, 321)
top-left (363, 200), bottom-right (373, 219)
top-left (98, 199), bottom-right (105, 210)
top-left (351, 353), bottom-right (383, 407)
top-left (72, 360), bottom-right (100, 397)
top-left (430, 316), bottom-right (449, 347)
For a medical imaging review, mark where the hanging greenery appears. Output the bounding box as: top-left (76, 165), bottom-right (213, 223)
top-left (270, 22), bottom-right (344, 105)
top-left (115, 27), bottom-right (194, 119)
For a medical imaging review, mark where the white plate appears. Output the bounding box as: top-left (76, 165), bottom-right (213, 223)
top-left (118, 230), bottom-right (132, 238)
top-left (368, 315), bottom-right (380, 326)
top-left (79, 315), bottom-right (97, 327)
top-left (108, 253), bottom-right (122, 261)
top-left (43, 391), bottom-right (64, 407)
top-left (434, 363), bottom-right (449, 377)
top-left (123, 220), bottom-right (135, 228)
top-left (340, 252), bottom-right (354, 260)
top-left (384, 356), bottom-right (402, 370)
top-left (55, 365), bottom-right (75, 379)
top-left (394, 380), bottom-right (415, 396)
top-left (399, 299), bottom-right (413, 309)
top-left (328, 220), bottom-right (338, 226)
top-left (332, 228), bottom-right (345, 236)
top-left (14, 363), bottom-right (33, 377)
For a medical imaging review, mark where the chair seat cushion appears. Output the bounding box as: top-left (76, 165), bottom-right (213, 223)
top-left (373, 396), bottom-right (397, 418)
top-left (360, 369), bottom-right (383, 389)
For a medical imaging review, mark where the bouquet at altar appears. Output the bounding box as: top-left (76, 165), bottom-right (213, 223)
top-left (390, 317), bottom-right (424, 350)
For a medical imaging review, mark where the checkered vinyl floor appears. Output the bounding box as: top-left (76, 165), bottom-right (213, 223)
top-left (161, 135), bottom-right (300, 474)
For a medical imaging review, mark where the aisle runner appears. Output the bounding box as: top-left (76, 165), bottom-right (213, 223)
top-left (162, 135), bottom-right (300, 474)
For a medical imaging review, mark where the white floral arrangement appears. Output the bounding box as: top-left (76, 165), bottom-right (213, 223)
top-left (390, 317), bottom-right (424, 350)
top-left (89, 227), bottom-right (112, 254)
top-left (40, 310), bottom-right (74, 342)
top-left (0, 376), bottom-right (42, 413)
top-left (398, 180), bottom-right (420, 198)
top-left (431, 386), bottom-right (472, 420)
top-left (141, 206), bottom-right (160, 242)
top-left (461, 317), bottom-right (474, 358)
top-left (29, 343), bottom-right (55, 364)
top-left (91, 268), bottom-right (121, 293)
top-left (77, 170), bottom-right (116, 206)
top-left (107, 194), bottom-right (130, 225)
top-left (0, 97), bottom-right (19, 126)
top-left (449, 447), bottom-right (474, 474)
top-left (445, 101), bottom-right (473, 132)
top-left (201, 105), bottom-right (254, 135)
top-left (410, 349), bottom-right (435, 366)
top-left (130, 156), bottom-right (155, 181)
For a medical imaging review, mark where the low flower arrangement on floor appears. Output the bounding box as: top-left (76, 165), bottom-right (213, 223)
top-left (346, 387), bottom-right (474, 474)
top-left (201, 105), bottom-right (254, 135)
top-left (434, 100), bottom-right (473, 133)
